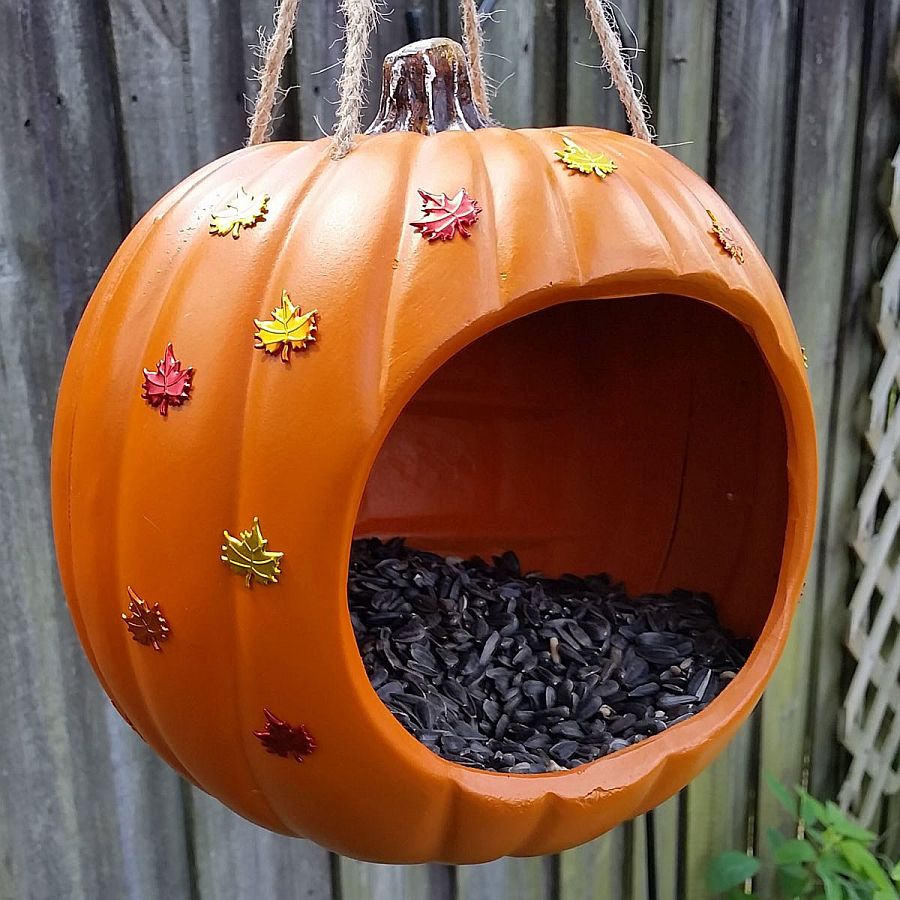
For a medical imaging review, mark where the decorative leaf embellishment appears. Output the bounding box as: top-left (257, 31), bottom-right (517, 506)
top-left (122, 587), bottom-right (170, 651)
top-left (253, 709), bottom-right (316, 762)
top-left (141, 343), bottom-right (194, 416)
top-left (221, 517), bottom-right (284, 587)
top-left (254, 290), bottom-right (319, 363)
top-left (410, 189), bottom-right (482, 241)
top-left (707, 209), bottom-right (745, 264)
top-left (555, 137), bottom-right (617, 178)
top-left (209, 188), bottom-right (269, 239)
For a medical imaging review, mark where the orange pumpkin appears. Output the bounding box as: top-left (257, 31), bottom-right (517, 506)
top-left (51, 39), bottom-right (816, 863)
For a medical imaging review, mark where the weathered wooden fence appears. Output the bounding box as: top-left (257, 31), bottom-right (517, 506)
top-left (1, 2), bottom-right (898, 898)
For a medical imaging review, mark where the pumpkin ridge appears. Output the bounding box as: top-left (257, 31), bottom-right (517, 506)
top-left (375, 134), bottom-right (431, 402)
top-left (110, 148), bottom-right (308, 806)
top-left (62, 153), bottom-right (246, 768)
top-left (639, 143), bottom-right (748, 277)
top-left (223, 148), bottom-right (340, 834)
top-left (611, 140), bottom-right (695, 277)
top-left (512, 128), bottom-right (589, 286)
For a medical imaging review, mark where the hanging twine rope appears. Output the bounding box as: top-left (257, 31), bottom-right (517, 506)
top-left (584, 0), bottom-right (654, 142)
top-left (249, 0), bottom-right (651, 154)
top-left (459, 0), bottom-right (492, 121)
top-left (248, 0), bottom-right (302, 146)
top-left (331, 0), bottom-right (379, 159)
top-left (248, 0), bottom-right (377, 156)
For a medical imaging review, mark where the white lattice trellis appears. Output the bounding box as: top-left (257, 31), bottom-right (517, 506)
top-left (840, 145), bottom-right (900, 825)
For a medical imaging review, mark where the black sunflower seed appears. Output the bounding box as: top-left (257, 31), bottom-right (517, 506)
top-left (349, 538), bottom-right (749, 774)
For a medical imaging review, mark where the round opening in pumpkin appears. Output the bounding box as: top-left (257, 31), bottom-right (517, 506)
top-left (350, 295), bottom-right (789, 774)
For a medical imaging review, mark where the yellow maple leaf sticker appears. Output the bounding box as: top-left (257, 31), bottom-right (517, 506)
top-left (254, 290), bottom-right (319, 363)
top-left (209, 188), bottom-right (269, 239)
top-left (221, 517), bottom-right (283, 587)
top-left (555, 136), bottom-right (617, 179)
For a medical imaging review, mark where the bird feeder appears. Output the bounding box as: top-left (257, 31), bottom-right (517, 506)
top-left (51, 38), bottom-right (816, 863)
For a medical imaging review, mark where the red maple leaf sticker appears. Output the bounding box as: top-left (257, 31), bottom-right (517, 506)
top-left (410, 188), bottom-right (482, 241)
top-left (141, 343), bottom-right (194, 416)
top-left (253, 709), bottom-right (316, 762)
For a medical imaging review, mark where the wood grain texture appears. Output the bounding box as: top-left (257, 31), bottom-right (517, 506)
top-left (756, 4), bottom-right (867, 892)
top-left (477, 0), bottom-right (560, 127)
top-left (710, 0), bottom-right (797, 259)
top-left (340, 860), bottom-right (454, 900)
top-left (107, 0), bottom-right (247, 219)
top-left (649, 0), bottom-right (716, 171)
top-left (0, 2), bottom-right (192, 899)
top-left (558, 828), bottom-right (627, 900)
top-left (457, 856), bottom-right (553, 900)
top-left (811, 0), bottom-right (900, 808)
top-left (189, 792), bottom-right (332, 900)
top-left (0, 0), bottom-right (888, 895)
top-left (565, 0), bottom-right (649, 132)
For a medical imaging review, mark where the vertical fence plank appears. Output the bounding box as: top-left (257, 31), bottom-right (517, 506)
top-left (559, 829), bottom-right (627, 900)
top-left (189, 792), bottom-right (332, 900)
top-left (0, 1), bottom-right (194, 898)
top-left (814, 0), bottom-right (900, 809)
top-left (649, 0), bottom-right (716, 172)
top-left (645, 801), bottom-right (682, 900)
top-left (710, 0), bottom-right (797, 261)
top-left (107, 0), bottom-right (247, 219)
top-left (477, 0), bottom-right (560, 127)
top-left (339, 860), bottom-right (454, 900)
top-left (755, 3), bottom-right (867, 894)
top-left (565, 0), bottom-right (650, 131)
top-left (680, 3), bottom-right (798, 895)
top-left (457, 857), bottom-right (553, 900)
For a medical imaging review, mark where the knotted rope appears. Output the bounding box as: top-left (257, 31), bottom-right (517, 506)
top-left (248, 0), bottom-right (652, 154)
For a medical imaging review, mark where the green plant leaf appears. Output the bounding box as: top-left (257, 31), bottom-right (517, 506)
top-left (840, 841), bottom-right (897, 896)
top-left (767, 827), bottom-right (788, 853)
top-left (777, 862), bottom-right (813, 897)
top-left (815, 863), bottom-right (843, 900)
top-left (823, 803), bottom-right (878, 844)
top-left (891, 860), bottom-right (900, 882)
top-left (708, 851), bottom-right (761, 893)
top-left (775, 839), bottom-right (818, 865)
top-left (765, 773), bottom-right (799, 816)
top-left (798, 788), bottom-right (828, 826)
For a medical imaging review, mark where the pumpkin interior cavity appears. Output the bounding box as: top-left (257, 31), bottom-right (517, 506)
top-left (355, 295), bottom-right (788, 642)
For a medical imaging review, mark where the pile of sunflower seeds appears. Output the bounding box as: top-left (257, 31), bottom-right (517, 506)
top-left (349, 538), bottom-right (751, 774)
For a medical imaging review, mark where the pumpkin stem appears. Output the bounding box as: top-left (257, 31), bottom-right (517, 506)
top-left (366, 38), bottom-right (492, 136)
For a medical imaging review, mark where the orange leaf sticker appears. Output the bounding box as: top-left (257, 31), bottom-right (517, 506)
top-left (707, 210), bottom-right (745, 264)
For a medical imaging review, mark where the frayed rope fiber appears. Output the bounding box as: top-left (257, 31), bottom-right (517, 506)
top-left (584, 0), bottom-right (654, 142)
top-left (459, 0), bottom-right (492, 121)
top-left (248, 0), bottom-right (302, 146)
top-left (248, 0), bottom-right (652, 154)
top-left (331, 0), bottom-right (378, 159)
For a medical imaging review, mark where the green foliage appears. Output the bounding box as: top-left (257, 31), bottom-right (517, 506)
top-left (707, 779), bottom-right (900, 899)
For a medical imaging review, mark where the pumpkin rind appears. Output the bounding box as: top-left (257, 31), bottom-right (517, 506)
top-left (51, 127), bottom-right (816, 863)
